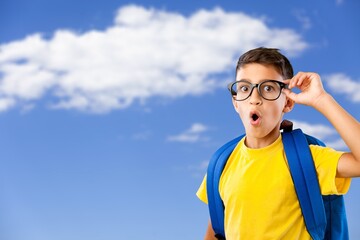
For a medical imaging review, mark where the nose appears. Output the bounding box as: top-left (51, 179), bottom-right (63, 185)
top-left (249, 87), bottom-right (262, 105)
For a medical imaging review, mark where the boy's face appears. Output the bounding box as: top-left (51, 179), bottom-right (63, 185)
top-left (233, 63), bottom-right (293, 144)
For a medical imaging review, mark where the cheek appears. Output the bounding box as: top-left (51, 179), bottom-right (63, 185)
top-left (233, 101), bottom-right (243, 115)
top-left (233, 103), bottom-right (248, 123)
top-left (268, 104), bottom-right (286, 119)
top-left (236, 105), bottom-right (247, 118)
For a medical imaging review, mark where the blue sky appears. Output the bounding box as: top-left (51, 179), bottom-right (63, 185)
top-left (0, 0), bottom-right (359, 239)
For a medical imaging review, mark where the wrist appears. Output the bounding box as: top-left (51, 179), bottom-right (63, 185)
top-left (313, 92), bottom-right (333, 112)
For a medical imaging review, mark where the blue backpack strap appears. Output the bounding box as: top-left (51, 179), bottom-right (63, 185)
top-left (207, 135), bottom-right (244, 239)
top-left (282, 129), bottom-right (327, 240)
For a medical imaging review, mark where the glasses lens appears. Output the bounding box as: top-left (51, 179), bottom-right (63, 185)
top-left (231, 81), bottom-right (252, 101)
top-left (259, 81), bottom-right (282, 100)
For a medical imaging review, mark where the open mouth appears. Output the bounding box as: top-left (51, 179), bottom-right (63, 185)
top-left (251, 113), bottom-right (259, 121)
top-left (249, 111), bottom-right (261, 125)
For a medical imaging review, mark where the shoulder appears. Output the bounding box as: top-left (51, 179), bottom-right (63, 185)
top-left (309, 144), bottom-right (343, 160)
top-left (309, 145), bottom-right (351, 194)
top-left (309, 144), bottom-right (343, 168)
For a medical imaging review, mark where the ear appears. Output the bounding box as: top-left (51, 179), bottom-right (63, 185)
top-left (232, 98), bottom-right (240, 113)
top-left (283, 97), bottom-right (294, 113)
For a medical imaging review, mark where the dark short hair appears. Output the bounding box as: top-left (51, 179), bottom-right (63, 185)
top-left (236, 47), bottom-right (294, 79)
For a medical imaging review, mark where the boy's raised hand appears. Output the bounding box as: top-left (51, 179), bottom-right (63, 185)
top-left (283, 72), bottom-right (327, 108)
top-left (284, 72), bottom-right (360, 178)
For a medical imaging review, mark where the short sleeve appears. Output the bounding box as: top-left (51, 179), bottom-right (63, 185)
top-left (196, 175), bottom-right (208, 204)
top-left (310, 145), bottom-right (351, 195)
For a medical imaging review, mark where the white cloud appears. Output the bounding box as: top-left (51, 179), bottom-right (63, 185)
top-left (290, 119), bottom-right (336, 139)
top-left (324, 73), bottom-right (360, 103)
top-left (0, 5), bottom-right (308, 113)
top-left (290, 119), bottom-right (349, 150)
top-left (167, 123), bottom-right (209, 143)
top-left (0, 98), bottom-right (15, 111)
top-left (326, 138), bottom-right (348, 151)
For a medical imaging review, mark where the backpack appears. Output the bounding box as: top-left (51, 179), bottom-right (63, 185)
top-left (206, 121), bottom-right (348, 240)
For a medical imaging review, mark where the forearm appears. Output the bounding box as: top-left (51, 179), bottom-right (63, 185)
top-left (314, 93), bottom-right (360, 159)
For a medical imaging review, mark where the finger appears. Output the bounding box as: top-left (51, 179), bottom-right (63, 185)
top-left (283, 79), bottom-right (291, 85)
top-left (289, 72), bottom-right (304, 88)
top-left (291, 72), bottom-right (312, 89)
top-left (286, 78), bottom-right (297, 89)
top-left (297, 72), bottom-right (313, 87)
top-left (297, 74), bottom-right (306, 86)
top-left (294, 72), bottom-right (309, 86)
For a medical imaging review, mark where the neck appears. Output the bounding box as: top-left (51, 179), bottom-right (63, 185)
top-left (244, 129), bottom-right (281, 149)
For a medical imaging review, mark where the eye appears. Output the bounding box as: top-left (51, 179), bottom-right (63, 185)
top-left (240, 85), bottom-right (249, 92)
top-left (261, 81), bottom-right (280, 93)
top-left (236, 83), bottom-right (251, 93)
top-left (262, 85), bottom-right (275, 92)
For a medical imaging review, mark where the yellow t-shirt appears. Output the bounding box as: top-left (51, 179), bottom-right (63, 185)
top-left (196, 135), bottom-right (351, 240)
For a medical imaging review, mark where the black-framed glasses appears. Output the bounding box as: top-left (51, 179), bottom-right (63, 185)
top-left (227, 80), bottom-right (288, 101)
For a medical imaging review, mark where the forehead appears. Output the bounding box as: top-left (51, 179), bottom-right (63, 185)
top-left (236, 63), bottom-right (283, 82)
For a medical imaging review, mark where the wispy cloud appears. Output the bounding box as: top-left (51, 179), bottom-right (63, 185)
top-left (188, 160), bottom-right (209, 171)
top-left (291, 119), bottom-right (348, 150)
top-left (326, 138), bottom-right (348, 150)
top-left (167, 123), bottom-right (209, 143)
top-left (132, 130), bottom-right (152, 141)
top-left (0, 5), bottom-right (308, 113)
top-left (335, 0), bottom-right (344, 6)
top-left (293, 10), bottom-right (312, 30)
top-left (187, 160), bottom-right (209, 178)
top-left (324, 73), bottom-right (360, 103)
top-left (291, 119), bottom-right (336, 139)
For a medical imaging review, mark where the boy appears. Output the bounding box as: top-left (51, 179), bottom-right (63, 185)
top-left (196, 47), bottom-right (360, 239)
